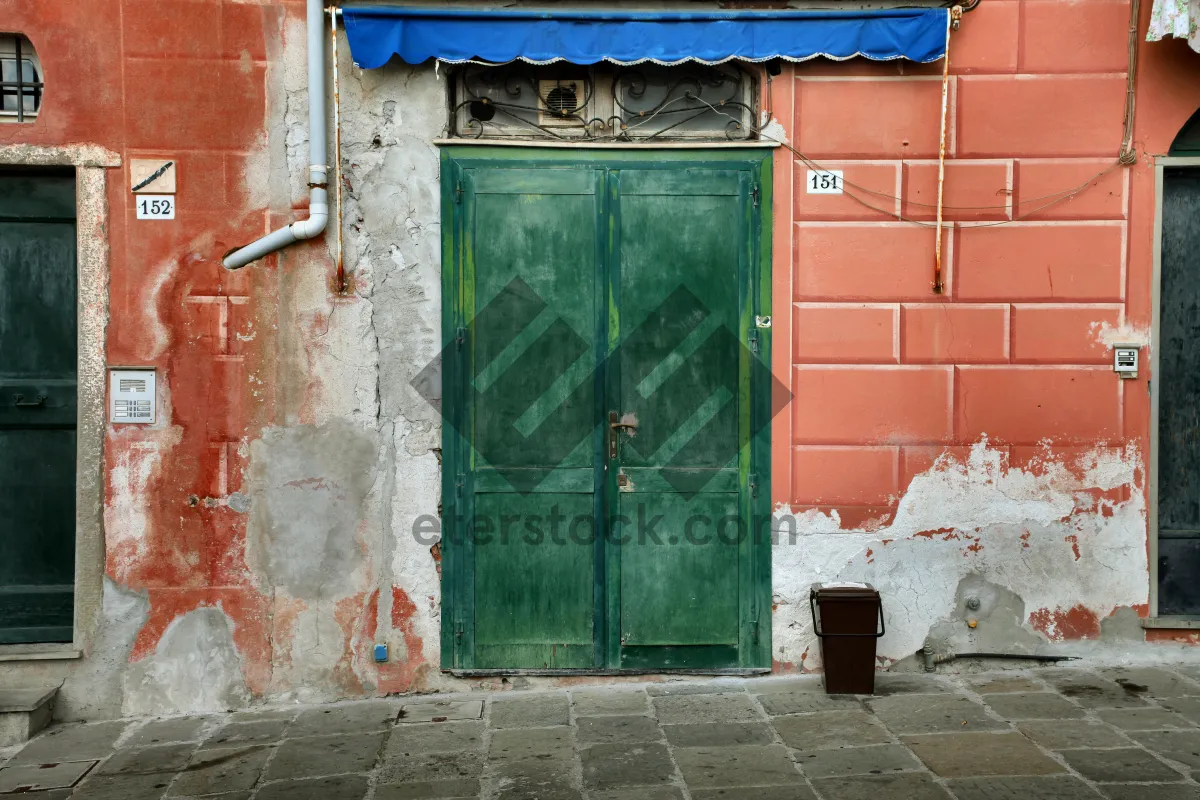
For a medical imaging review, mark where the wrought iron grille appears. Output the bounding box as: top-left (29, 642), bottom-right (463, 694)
top-left (451, 62), bottom-right (757, 142)
top-left (0, 35), bottom-right (42, 123)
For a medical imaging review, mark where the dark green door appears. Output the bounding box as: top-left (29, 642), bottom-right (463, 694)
top-left (0, 169), bottom-right (77, 645)
top-left (441, 150), bottom-right (771, 672)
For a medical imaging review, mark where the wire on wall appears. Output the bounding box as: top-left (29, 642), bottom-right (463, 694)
top-left (1119, 0), bottom-right (1142, 164)
top-left (933, 7), bottom-right (962, 294)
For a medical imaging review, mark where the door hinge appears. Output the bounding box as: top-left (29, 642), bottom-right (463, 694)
top-left (751, 615), bottom-right (760, 644)
top-left (454, 178), bottom-right (464, 204)
top-left (747, 328), bottom-right (759, 355)
top-left (456, 620), bottom-right (464, 643)
top-left (455, 472), bottom-right (465, 501)
top-left (750, 472), bottom-right (759, 498)
top-left (752, 184), bottom-right (761, 208)
top-left (455, 326), bottom-right (467, 349)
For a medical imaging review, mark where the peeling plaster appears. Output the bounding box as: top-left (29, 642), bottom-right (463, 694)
top-left (772, 441), bottom-right (1149, 671)
top-left (245, 420), bottom-right (378, 601)
top-left (122, 607), bottom-right (251, 716)
top-left (1093, 318), bottom-right (1152, 349)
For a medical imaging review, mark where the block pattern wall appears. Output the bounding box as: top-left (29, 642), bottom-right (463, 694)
top-left (774, 0), bottom-right (1142, 529)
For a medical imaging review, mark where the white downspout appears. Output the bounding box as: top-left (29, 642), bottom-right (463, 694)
top-left (223, 0), bottom-right (328, 270)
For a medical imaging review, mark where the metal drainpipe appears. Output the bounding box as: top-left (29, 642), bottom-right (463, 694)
top-left (223, 0), bottom-right (329, 270)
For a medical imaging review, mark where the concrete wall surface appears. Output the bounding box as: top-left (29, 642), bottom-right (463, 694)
top-left (1, 0), bottom-right (1200, 718)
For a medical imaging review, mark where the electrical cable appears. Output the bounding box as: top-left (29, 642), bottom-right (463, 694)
top-left (690, 93), bottom-right (1125, 228)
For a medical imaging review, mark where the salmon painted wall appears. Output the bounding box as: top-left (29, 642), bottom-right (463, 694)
top-left (768, 0), bottom-right (1200, 671)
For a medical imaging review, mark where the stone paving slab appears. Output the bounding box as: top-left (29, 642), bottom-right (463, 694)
top-left (691, 786), bottom-right (816, 800)
top-left (672, 744), bottom-right (801, 788)
top-left (1098, 784), bottom-right (1200, 800)
top-left (904, 732), bottom-right (1065, 777)
top-left (757, 691), bottom-right (863, 715)
top-left (489, 695), bottom-right (570, 728)
top-left (946, 775), bottom-right (1103, 799)
top-left (0, 760), bottom-right (94, 792)
top-left (255, 774), bottom-right (369, 800)
top-left (580, 742), bottom-right (675, 790)
top-left (1093, 707), bottom-right (1196, 730)
top-left (1128, 728), bottom-right (1200, 769)
top-left (95, 742), bottom-right (195, 775)
top-left (399, 699), bottom-right (483, 724)
top-left (980, 692), bottom-right (1086, 720)
top-left (868, 693), bottom-right (1007, 734)
top-left (6, 720), bottom-right (128, 766)
top-left (123, 717), bottom-right (214, 749)
top-left (386, 720), bottom-right (483, 756)
top-left (1099, 667), bottom-right (1200, 697)
top-left (576, 715), bottom-right (662, 745)
top-left (570, 690), bottom-right (650, 717)
top-left (649, 693), bottom-right (763, 725)
top-left (71, 771), bottom-right (174, 800)
top-left (1059, 747), bottom-right (1185, 782)
top-left (1016, 719), bottom-right (1133, 749)
top-left (9, 666), bottom-right (1200, 798)
top-left (809, 773), bottom-right (952, 800)
top-left (661, 721), bottom-right (773, 747)
top-left (172, 744), bottom-right (273, 795)
top-left (1043, 672), bottom-right (1153, 709)
top-left (795, 743), bottom-right (923, 779)
top-left (772, 710), bottom-right (891, 750)
top-left (968, 675), bottom-right (1048, 694)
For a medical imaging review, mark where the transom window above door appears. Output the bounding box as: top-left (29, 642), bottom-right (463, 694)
top-left (0, 34), bottom-right (42, 124)
top-left (450, 62), bottom-right (759, 142)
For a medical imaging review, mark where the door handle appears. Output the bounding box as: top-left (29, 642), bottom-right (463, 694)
top-left (608, 412), bottom-right (638, 459)
top-left (12, 393), bottom-right (47, 408)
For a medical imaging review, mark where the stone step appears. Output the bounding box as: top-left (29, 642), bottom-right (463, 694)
top-left (0, 685), bottom-right (58, 747)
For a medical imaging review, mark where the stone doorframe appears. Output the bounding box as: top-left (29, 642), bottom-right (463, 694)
top-left (0, 143), bottom-right (115, 661)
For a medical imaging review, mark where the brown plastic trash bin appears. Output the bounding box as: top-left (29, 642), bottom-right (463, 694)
top-left (810, 583), bottom-right (885, 695)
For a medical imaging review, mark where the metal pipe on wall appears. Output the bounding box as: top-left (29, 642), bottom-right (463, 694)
top-left (223, 0), bottom-right (329, 270)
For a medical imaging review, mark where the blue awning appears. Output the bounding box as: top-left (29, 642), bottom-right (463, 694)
top-left (341, 7), bottom-right (951, 69)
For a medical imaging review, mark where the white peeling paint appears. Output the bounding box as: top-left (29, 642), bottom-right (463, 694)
top-left (1093, 318), bottom-right (1152, 349)
top-left (772, 440), bottom-right (1148, 670)
top-left (104, 429), bottom-right (183, 579)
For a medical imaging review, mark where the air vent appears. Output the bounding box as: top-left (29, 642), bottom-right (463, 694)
top-left (538, 80), bottom-right (583, 127)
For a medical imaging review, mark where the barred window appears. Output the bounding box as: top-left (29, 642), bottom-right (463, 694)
top-left (1, 35), bottom-right (42, 123)
top-left (451, 62), bottom-right (758, 143)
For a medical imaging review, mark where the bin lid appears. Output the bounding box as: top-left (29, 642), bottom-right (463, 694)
top-left (811, 582), bottom-right (878, 599)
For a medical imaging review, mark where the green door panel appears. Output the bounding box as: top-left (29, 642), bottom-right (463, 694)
top-left (474, 493), bottom-right (595, 668)
top-left (441, 149), bottom-right (772, 673)
top-left (0, 169), bottom-right (77, 646)
top-left (619, 492), bottom-right (740, 646)
top-left (461, 166), bottom-right (603, 668)
top-left (611, 169), bottom-right (751, 668)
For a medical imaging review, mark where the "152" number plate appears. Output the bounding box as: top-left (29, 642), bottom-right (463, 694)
top-left (136, 195), bottom-right (175, 220)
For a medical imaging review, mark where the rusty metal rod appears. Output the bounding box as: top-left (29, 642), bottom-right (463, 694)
top-left (332, 5), bottom-right (347, 294)
top-left (933, 8), bottom-right (960, 294)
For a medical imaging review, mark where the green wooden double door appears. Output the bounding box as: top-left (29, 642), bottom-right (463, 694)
top-left (440, 149), bottom-right (773, 672)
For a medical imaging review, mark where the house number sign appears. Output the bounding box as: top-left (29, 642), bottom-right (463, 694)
top-left (806, 169), bottom-right (843, 194)
top-left (136, 195), bottom-right (175, 220)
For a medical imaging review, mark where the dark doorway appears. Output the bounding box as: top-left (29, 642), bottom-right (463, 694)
top-left (0, 168), bottom-right (77, 644)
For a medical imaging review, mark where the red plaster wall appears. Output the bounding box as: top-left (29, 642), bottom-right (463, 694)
top-left (770, 0), bottom-right (1200, 554)
top-left (0, 0), bottom-right (332, 696)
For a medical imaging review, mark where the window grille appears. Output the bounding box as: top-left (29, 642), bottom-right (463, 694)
top-left (451, 62), bottom-right (758, 142)
top-left (0, 35), bottom-right (42, 123)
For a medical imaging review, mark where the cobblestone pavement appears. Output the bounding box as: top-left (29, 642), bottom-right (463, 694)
top-left (7, 667), bottom-right (1200, 798)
